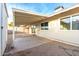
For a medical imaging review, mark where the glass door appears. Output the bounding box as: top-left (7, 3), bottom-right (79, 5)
top-left (31, 25), bottom-right (36, 34)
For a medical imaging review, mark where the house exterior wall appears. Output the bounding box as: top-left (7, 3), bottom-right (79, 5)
top-left (0, 4), bottom-right (8, 56)
top-left (36, 29), bottom-right (79, 46)
top-left (36, 14), bottom-right (79, 46)
top-left (2, 4), bottom-right (8, 55)
top-left (49, 19), bottom-right (60, 31)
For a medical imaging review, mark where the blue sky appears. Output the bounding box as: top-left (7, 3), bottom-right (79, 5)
top-left (7, 3), bottom-right (76, 15)
top-left (6, 3), bottom-right (76, 21)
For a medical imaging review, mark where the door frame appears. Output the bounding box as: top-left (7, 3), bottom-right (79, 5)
top-left (0, 3), bottom-right (3, 56)
top-left (0, 3), bottom-right (1, 56)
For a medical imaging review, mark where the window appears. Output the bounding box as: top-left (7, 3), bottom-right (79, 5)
top-left (60, 17), bottom-right (70, 30)
top-left (41, 22), bottom-right (48, 30)
top-left (60, 14), bottom-right (79, 30)
top-left (72, 15), bottom-right (79, 30)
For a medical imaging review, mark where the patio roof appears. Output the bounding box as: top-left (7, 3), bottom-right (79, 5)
top-left (33, 4), bottom-right (79, 24)
top-left (13, 4), bottom-right (79, 26)
top-left (13, 8), bottom-right (47, 26)
top-left (49, 4), bottom-right (79, 20)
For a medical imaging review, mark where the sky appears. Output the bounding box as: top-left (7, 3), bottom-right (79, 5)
top-left (6, 3), bottom-right (76, 22)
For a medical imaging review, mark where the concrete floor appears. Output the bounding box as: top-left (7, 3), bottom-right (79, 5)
top-left (4, 32), bottom-right (79, 56)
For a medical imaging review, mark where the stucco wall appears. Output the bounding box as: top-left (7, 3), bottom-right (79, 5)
top-left (1, 4), bottom-right (8, 55)
top-left (36, 19), bottom-right (79, 46)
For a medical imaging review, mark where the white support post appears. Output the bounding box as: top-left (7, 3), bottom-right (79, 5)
top-left (70, 16), bottom-right (72, 30)
top-left (12, 11), bottom-right (15, 48)
top-left (58, 18), bottom-right (61, 31)
top-left (13, 20), bottom-right (15, 44)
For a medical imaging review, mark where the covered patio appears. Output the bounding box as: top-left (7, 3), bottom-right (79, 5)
top-left (4, 5), bottom-right (79, 56)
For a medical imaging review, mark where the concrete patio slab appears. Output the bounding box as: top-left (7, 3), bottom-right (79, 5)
top-left (4, 32), bottom-right (79, 56)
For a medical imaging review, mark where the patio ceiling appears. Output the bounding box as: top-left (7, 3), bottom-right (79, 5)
top-left (13, 8), bottom-right (47, 26)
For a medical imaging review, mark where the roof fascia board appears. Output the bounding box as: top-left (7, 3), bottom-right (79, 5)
top-left (49, 4), bottom-right (79, 17)
top-left (12, 8), bottom-right (47, 17)
top-left (3, 3), bottom-right (8, 17)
